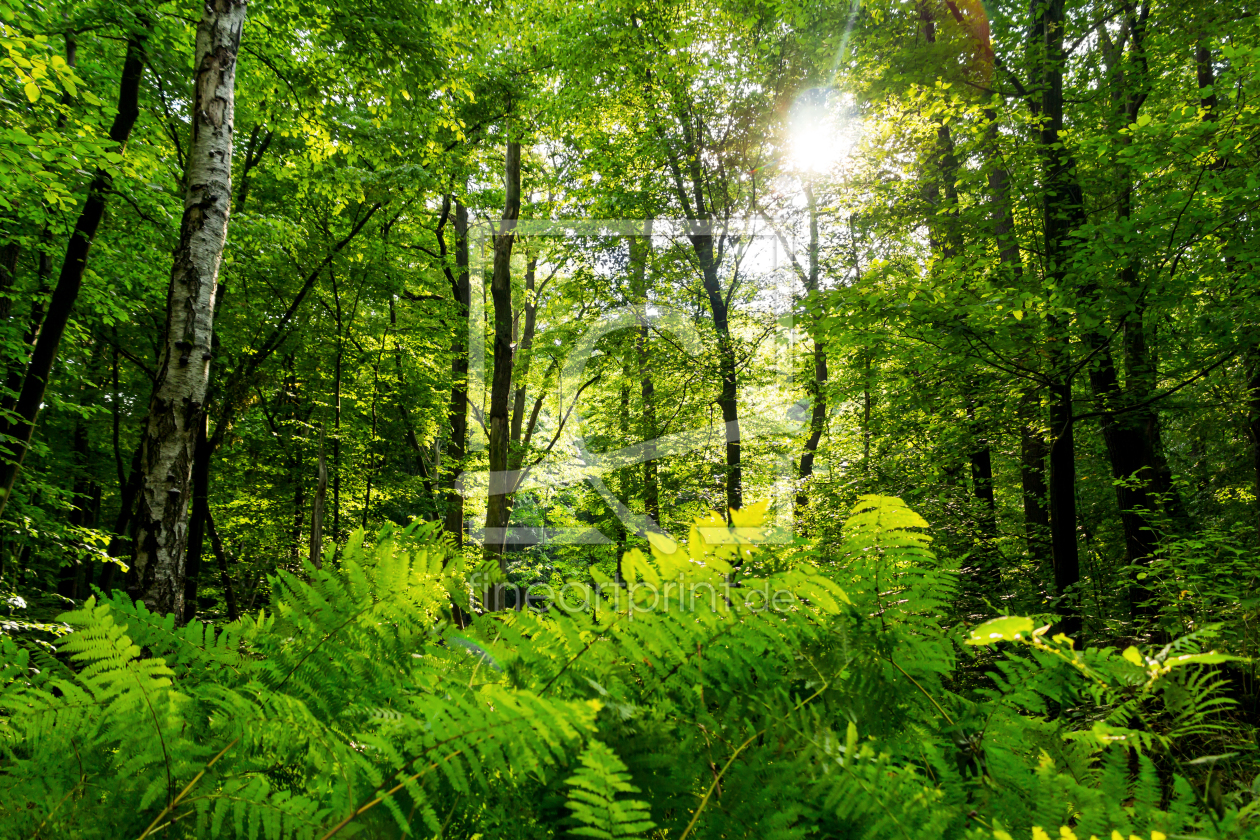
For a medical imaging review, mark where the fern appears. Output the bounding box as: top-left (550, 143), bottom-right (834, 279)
top-left (564, 740), bottom-right (655, 839)
top-left (1, 501), bottom-right (1253, 839)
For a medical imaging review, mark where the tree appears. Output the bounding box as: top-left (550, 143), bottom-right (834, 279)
top-left (130, 0), bottom-right (247, 616)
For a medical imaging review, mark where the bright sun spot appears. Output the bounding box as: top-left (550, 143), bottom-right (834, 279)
top-left (786, 90), bottom-right (857, 174)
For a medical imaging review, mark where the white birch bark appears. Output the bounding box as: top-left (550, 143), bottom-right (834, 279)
top-left (131, 0), bottom-right (247, 616)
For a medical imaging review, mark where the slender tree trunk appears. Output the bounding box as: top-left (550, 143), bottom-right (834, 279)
top-left (706, 262), bottom-right (741, 515)
top-left (0, 240), bottom-right (17, 321)
top-left (1033, 0), bottom-right (1084, 637)
top-left (131, 0), bottom-right (247, 616)
top-left (483, 140), bottom-right (521, 607)
top-left (332, 276), bottom-right (343, 542)
top-left (630, 233), bottom-right (659, 528)
top-left (0, 25), bottom-right (150, 518)
top-left (206, 505), bottom-right (237, 619)
top-left (796, 184), bottom-right (827, 512)
top-left (101, 445), bottom-right (142, 595)
top-left (310, 427), bottom-right (326, 568)
top-left (1249, 353), bottom-right (1260, 543)
top-left (509, 255), bottom-right (539, 460)
top-left (1086, 3), bottom-right (1165, 618)
top-left (181, 417), bottom-right (212, 622)
top-left (292, 452), bottom-right (306, 559)
top-left (862, 350), bottom-right (873, 474)
top-left (1019, 400), bottom-right (1051, 566)
top-left (443, 201), bottom-right (471, 545)
top-left (390, 297), bottom-right (436, 506)
top-left (503, 254), bottom-right (542, 534)
top-left (58, 418), bottom-right (94, 599)
top-left (966, 400), bottom-right (998, 544)
top-left (361, 337), bottom-right (388, 529)
top-left (667, 107), bottom-right (741, 513)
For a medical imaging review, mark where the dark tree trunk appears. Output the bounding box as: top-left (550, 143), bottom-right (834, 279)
top-left (706, 260), bottom-right (742, 515)
top-left (796, 185), bottom-right (827, 513)
top-left (443, 200), bottom-right (471, 546)
top-left (332, 275), bottom-right (343, 542)
top-left (1019, 405), bottom-right (1051, 568)
top-left (483, 140), bottom-right (521, 607)
top-left (0, 240), bottom-right (18, 321)
top-left (1088, 1), bottom-right (1165, 618)
top-left (503, 254), bottom-right (542, 534)
top-left (967, 401), bottom-right (998, 548)
top-left (666, 106), bottom-right (741, 513)
top-left (206, 505), bottom-right (237, 619)
top-left (101, 445), bottom-right (143, 596)
top-left (1250, 354), bottom-right (1260, 542)
top-left (630, 234), bottom-right (659, 528)
top-left (310, 427), bottom-right (327, 568)
top-left (181, 417), bottom-right (212, 623)
top-left (0, 25), bottom-right (150, 518)
top-left (1033, 0), bottom-right (1085, 637)
top-left (58, 419), bottom-right (95, 600)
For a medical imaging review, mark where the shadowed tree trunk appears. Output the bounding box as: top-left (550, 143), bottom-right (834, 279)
top-left (922, 1), bottom-right (998, 582)
top-left (443, 200), bottom-right (471, 545)
top-left (630, 233), bottom-right (659, 529)
top-left (0, 22), bottom-right (150, 518)
top-left (1032, 0), bottom-right (1085, 637)
top-left (483, 140), bottom-right (521, 609)
top-left (206, 506), bottom-right (237, 619)
top-left (664, 108), bottom-right (741, 514)
top-left (131, 0), bottom-right (247, 616)
top-left (1087, 3), bottom-right (1164, 618)
top-left (796, 184), bottom-right (827, 513)
top-left (181, 417), bottom-right (212, 622)
top-left (1251, 356), bottom-right (1260, 542)
top-left (1020, 400), bottom-right (1051, 567)
top-left (309, 427), bottom-right (327, 568)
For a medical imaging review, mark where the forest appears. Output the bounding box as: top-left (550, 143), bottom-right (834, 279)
top-left (1, 0), bottom-right (1259, 836)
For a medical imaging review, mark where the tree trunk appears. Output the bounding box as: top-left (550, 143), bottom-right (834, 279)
top-left (332, 272), bottom-right (343, 542)
top-left (1250, 354), bottom-right (1260, 542)
top-left (503, 254), bottom-right (542, 533)
top-left (796, 184), bottom-right (827, 512)
top-left (310, 427), bottom-right (327, 568)
top-left (666, 106), bottom-right (741, 514)
top-left (131, 0), bottom-right (247, 617)
top-left (0, 24), bottom-right (150, 518)
top-left (1032, 0), bottom-right (1085, 637)
top-left (443, 200), bottom-right (471, 545)
top-left (181, 417), bottom-right (212, 623)
top-left (58, 417), bottom-right (95, 600)
top-left (206, 505), bottom-right (238, 619)
top-left (361, 337), bottom-right (388, 529)
top-left (630, 233), bottom-right (659, 528)
top-left (704, 258), bottom-right (741, 515)
top-left (967, 400), bottom-right (998, 545)
top-left (483, 140), bottom-right (521, 607)
top-left (1019, 402), bottom-right (1051, 568)
top-left (101, 445), bottom-right (143, 596)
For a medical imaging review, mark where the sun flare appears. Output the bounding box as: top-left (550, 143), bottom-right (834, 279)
top-left (786, 90), bottom-right (857, 174)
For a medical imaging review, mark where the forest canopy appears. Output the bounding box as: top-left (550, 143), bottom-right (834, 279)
top-left (1, 0), bottom-right (1259, 837)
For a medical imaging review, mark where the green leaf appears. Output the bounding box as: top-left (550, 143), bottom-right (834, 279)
top-left (965, 616), bottom-right (1035, 646)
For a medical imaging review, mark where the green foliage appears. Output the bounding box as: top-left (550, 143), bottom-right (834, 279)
top-left (563, 740), bottom-right (655, 840)
top-left (3, 501), bottom-right (1255, 839)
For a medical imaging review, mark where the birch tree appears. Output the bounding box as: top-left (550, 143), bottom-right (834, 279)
top-left (130, 0), bottom-right (248, 615)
